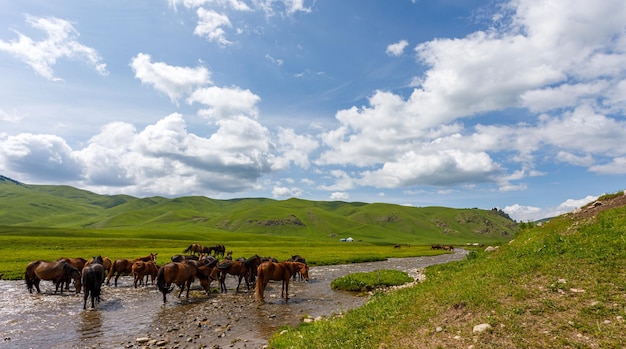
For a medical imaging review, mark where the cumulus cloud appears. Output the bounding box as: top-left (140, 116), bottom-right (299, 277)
top-left (386, 39), bottom-right (409, 57)
top-left (504, 195), bottom-right (598, 221)
top-left (272, 184), bottom-right (303, 198)
top-left (272, 128), bottom-right (319, 170)
top-left (194, 8), bottom-right (232, 45)
top-left (0, 15), bottom-right (107, 80)
top-left (0, 133), bottom-right (83, 181)
top-left (329, 192), bottom-right (349, 201)
top-left (316, 0), bottom-right (626, 193)
top-left (188, 86), bottom-right (261, 119)
top-left (1, 113), bottom-right (278, 196)
top-left (131, 53), bottom-right (211, 104)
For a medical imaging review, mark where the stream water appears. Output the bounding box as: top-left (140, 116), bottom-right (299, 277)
top-left (0, 249), bottom-right (467, 348)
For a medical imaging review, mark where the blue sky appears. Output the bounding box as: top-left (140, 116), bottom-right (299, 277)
top-left (1, 0), bottom-right (625, 222)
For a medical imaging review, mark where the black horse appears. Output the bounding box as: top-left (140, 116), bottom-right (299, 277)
top-left (82, 256), bottom-right (105, 309)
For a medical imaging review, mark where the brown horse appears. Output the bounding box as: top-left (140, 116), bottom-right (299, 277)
top-left (82, 256), bottom-right (105, 309)
top-left (156, 261), bottom-right (212, 303)
top-left (131, 260), bottom-right (159, 288)
top-left (183, 244), bottom-right (203, 256)
top-left (85, 256), bottom-right (112, 274)
top-left (255, 261), bottom-right (309, 303)
top-left (57, 257), bottom-right (88, 270)
top-left (217, 255), bottom-right (262, 293)
top-left (25, 260), bottom-right (82, 295)
top-left (106, 253), bottom-right (157, 287)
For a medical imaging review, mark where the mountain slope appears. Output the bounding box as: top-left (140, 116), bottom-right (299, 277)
top-left (0, 177), bottom-right (518, 243)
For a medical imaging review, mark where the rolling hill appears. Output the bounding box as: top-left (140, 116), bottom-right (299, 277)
top-left (0, 175), bottom-right (518, 244)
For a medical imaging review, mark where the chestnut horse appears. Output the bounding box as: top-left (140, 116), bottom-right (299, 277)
top-left (156, 260), bottom-right (214, 303)
top-left (82, 256), bottom-right (105, 309)
top-left (255, 261), bottom-right (309, 303)
top-left (106, 253), bottom-right (157, 287)
top-left (25, 260), bottom-right (82, 295)
top-left (183, 244), bottom-right (203, 256)
top-left (131, 260), bottom-right (159, 288)
top-left (217, 255), bottom-right (262, 293)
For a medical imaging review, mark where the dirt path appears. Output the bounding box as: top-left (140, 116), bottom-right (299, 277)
top-left (0, 249), bottom-right (468, 349)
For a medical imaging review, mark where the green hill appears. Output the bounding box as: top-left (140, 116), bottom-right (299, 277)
top-left (0, 176), bottom-right (517, 244)
top-left (269, 191), bottom-right (626, 348)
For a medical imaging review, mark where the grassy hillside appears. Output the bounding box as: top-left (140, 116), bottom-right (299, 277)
top-left (269, 191), bottom-right (626, 348)
top-left (0, 178), bottom-right (518, 244)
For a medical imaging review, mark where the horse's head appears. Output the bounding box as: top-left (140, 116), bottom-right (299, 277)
top-left (298, 262), bottom-right (310, 281)
top-left (151, 253), bottom-right (158, 263)
top-left (92, 256), bottom-right (104, 265)
top-left (63, 263), bottom-right (82, 293)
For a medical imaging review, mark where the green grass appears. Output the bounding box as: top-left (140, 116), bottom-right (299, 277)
top-left (268, 194), bottom-right (626, 348)
top-left (0, 225), bottom-right (449, 280)
top-left (330, 270), bottom-right (414, 292)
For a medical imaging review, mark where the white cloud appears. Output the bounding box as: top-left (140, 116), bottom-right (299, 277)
top-left (188, 86), bottom-right (261, 120)
top-left (329, 192), bottom-right (349, 201)
top-left (0, 109), bottom-right (22, 123)
top-left (589, 157), bottom-right (626, 174)
top-left (256, 0), bottom-right (313, 16)
top-left (504, 194), bottom-right (598, 221)
top-left (272, 185), bottom-right (303, 198)
top-left (0, 133), bottom-right (83, 181)
top-left (1, 113), bottom-right (278, 196)
top-left (386, 39), bottom-right (409, 57)
top-left (194, 8), bottom-right (232, 45)
top-left (168, 0), bottom-right (252, 12)
top-left (0, 15), bottom-right (107, 81)
top-left (130, 53), bottom-right (211, 104)
top-left (359, 150), bottom-right (501, 188)
top-left (316, 0), bottom-right (626, 194)
top-left (272, 128), bottom-right (319, 170)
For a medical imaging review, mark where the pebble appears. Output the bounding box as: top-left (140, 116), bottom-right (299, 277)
top-left (472, 323), bottom-right (492, 333)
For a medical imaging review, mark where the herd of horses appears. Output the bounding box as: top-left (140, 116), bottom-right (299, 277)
top-left (431, 244), bottom-right (455, 251)
top-left (23, 244), bottom-right (310, 309)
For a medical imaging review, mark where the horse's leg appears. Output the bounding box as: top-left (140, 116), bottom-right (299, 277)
top-left (114, 272), bottom-right (121, 287)
top-left (83, 289), bottom-right (88, 309)
top-left (185, 280), bottom-right (192, 298)
top-left (177, 283), bottom-right (185, 298)
top-left (34, 278), bottom-right (41, 293)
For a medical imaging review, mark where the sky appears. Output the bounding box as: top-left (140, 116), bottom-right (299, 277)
top-left (1, 0), bottom-right (625, 222)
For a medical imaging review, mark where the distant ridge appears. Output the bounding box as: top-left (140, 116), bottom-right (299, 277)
top-left (0, 177), bottom-right (519, 243)
top-left (0, 175), bottom-right (22, 186)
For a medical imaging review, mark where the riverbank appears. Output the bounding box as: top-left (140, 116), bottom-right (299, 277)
top-left (0, 250), bottom-right (468, 349)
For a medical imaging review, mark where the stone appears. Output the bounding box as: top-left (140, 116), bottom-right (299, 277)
top-left (472, 323), bottom-right (492, 333)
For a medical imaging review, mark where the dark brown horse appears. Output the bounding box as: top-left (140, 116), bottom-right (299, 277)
top-left (85, 256), bottom-right (112, 274)
top-left (131, 260), bottom-right (159, 288)
top-left (106, 253), bottom-right (157, 287)
top-left (255, 261), bottom-right (309, 303)
top-left (82, 256), bottom-right (105, 309)
top-left (183, 244), bottom-right (203, 256)
top-left (25, 260), bottom-right (82, 295)
top-left (217, 255), bottom-right (261, 293)
top-left (156, 260), bottom-right (212, 303)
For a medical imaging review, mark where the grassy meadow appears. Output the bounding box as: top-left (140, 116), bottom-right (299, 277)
top-left (0, 225), bottom-right (447, 280)
top-left (268, 193), bottom-right (626, 348)
top-left (0, 179), bottom-right (518, 279)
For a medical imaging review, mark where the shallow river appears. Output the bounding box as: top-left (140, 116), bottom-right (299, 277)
top-left (0, 249), bottom-right (467, 349)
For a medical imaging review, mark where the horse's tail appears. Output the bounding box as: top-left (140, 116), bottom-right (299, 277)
top-left (254, 267), bottom-right (264, 302)
top-left (156, 267), bottom-right (172, 294)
